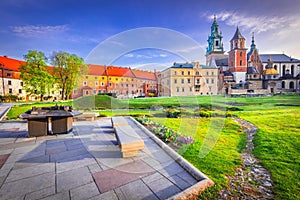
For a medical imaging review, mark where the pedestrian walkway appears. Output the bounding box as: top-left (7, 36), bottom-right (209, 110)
top-left (0, 117), bottom-right (213, 199)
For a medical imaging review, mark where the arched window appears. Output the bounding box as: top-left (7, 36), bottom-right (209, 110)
top-left (240, 60), bottom-right (242, 66)
top-left (240, 52), bottom-right (242, 57)
top-left (240, 41), bottom-right (243, 47)
top-left (291, 65), bottom-right (294, 77)
top-left (289, 81), bottom-right (294, 89)
top-left (274, 65), bottom-right (277, 70)
top-left (216, 41), bottom-right (219, 46)
top-left (282, 81), bottom-right (285, 88)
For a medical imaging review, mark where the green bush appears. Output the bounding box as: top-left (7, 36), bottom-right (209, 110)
top-left (166, 108), bottom-right (181, 118)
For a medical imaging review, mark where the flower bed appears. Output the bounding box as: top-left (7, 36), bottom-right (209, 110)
top-left (136, 116), bottom-right (194, 147)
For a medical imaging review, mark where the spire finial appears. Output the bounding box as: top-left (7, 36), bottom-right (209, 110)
top-left (214, 14), bottom-right (216, 21)
top-left (252, 32), bottom-right (254, 42)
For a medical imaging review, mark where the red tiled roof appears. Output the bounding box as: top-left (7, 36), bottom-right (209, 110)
top-left (131, 69), bottom-right (157, 81)
top-left (87, 64), bottom-right (107, 76)
top-left (106, 66), bottom-right (135, 78)
top-left (0, 56), bottom-right (26, 71)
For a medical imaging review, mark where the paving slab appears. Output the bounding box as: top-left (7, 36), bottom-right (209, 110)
top-left (115, 179), bottom-right (159, 200)
top-left (56, 166), bottom-right (94, 192)
top-left (70, 182), bottom-right (100, 200)
top-left (0, 172), bottom-right (55, 199)
top-left (93, 160), bottom-right (154, 193)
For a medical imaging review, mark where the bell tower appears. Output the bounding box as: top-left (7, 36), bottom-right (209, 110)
top-left (206, 15), bottom-right (224, 65)
top-left (228, 27), bottom-right (247, 82)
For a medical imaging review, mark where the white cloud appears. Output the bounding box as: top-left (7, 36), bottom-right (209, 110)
top-left (10, 24), bottom-right (69, 37)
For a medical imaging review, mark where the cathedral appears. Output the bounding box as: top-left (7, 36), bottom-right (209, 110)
top-left (206, 16), bottom-right (300, 95)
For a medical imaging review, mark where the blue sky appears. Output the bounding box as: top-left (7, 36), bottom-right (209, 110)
top-left (1, 0), bottom-right (300, 70)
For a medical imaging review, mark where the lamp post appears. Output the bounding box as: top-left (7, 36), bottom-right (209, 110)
top-left (0, 63), bottom-right (5, 96)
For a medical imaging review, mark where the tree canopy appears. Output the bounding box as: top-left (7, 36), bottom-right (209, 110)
top-left (51, 52), bottom-right (87, 100)
top-left (19, 50), bottom-right (55, 101)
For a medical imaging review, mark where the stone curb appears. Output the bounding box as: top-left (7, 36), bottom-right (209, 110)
top-left (129, 117), bottom-right (214, 199)
top-left (0, 105), bottom-right (11, 121)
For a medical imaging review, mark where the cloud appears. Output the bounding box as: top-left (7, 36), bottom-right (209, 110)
top-left (206, 11), bottom-right (291, 34)
top-left (10, 24), bottom-right (69, 37)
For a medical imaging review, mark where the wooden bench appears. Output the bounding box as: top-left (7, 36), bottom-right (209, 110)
top-left (111, 116), bottom-right (129, 127)
top-left (112, 117), bottom-right (144, 157)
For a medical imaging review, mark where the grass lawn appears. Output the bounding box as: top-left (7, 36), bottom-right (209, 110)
top-left (151, 117), bottom-right (247, 199)
top-left (236, 108), bottom-right (300, 200)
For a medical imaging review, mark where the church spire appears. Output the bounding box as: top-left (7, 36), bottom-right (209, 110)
top-left (206, 15), bottom-right (224, 54)
top-left (250, 32), bottom-right (256, 52)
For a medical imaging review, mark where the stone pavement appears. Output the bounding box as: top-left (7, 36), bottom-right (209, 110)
top-left (0, 117), bottom-right (212, 200)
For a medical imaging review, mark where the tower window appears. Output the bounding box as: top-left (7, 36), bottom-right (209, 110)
top-left (240, 60), bottom-right (242, 66)
top-left (216, 41), bottom-right (219, 46)
top-left (240, 52), bottom-right (242, 57)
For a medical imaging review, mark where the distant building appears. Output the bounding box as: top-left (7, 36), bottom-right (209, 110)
top-left (0, 56), bottom-right (159, 101)
top-left (0, 56), bottom-right (30, 101)
top-left (207, 17), bottom-right (300, 95)
top-left (158, 61), bottom-right (218, 96)
top-left (72, 65), bottom-right (158, 99)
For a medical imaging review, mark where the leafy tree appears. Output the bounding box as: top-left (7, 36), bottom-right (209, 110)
top-left (51, 52), bottom-right (87, 100)
top-left (20, 50), bottom-right (55, 101)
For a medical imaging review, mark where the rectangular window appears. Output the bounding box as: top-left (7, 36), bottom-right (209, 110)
top-left (19, 89), bottom-right (22, 94)
top-left (176, 87), bottom-right (179, 92)
top-left (212, 72), bottom-right (214, 76)
top-left (240, 60), bottom-right (242, 66)
top-left (190, 87), bottom-right (192, 92)
top-left (206, 71), bottom-right (209, 76)
top-left (9, 88), bottom-right (12, 94)
top-left (182, 87), bottom-right (184, 92)
top-left (196, 79), bottom-right (200, 84)
top-left (93, 89), bottom-right (97, 94)
top-left (181, 71), bottom-right (184, 75)
top-left (85, 90), bottom-right (89, 95)
top-left (188, 71), bottom-right (190, 75)
top-left (181, 79), bottom-right (184, 84)
top-left (95, 81), bottom-right (98, 86)
top-left (174, 79), bottom-right (177, 84)
top-left (20, 82), bottom-right (23, 86)
top-left (187, 79), bottom-right (190, 84)
top-left (7, 73), bottom-right (12, 77)
top-left (8, 80), bottom-right (12, 85)
top-left (195, 85), bottom-right (200, 92)
top-left (174, 71), bottom-right (177, 75)
top-left (206, 79), bottom-right (209, 84)
top-left (211, 79), bottom-right (214, 84)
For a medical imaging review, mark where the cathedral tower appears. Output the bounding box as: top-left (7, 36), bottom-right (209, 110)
top-left (206, 15), bottom-right (224, 65)
top-left (228, 27), bottom-right (247, 82)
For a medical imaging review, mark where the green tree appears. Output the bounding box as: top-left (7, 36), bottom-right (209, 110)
top-left (51, 52), bottom-right (87, 100)
top-left (20, 50), bottom-right (55, 101)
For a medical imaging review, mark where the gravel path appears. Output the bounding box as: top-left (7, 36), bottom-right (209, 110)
top-left (218, 117), bottom-right (274, 199)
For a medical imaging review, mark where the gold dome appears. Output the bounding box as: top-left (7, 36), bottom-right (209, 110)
top-left (263, 68), bottom-right (279, 75)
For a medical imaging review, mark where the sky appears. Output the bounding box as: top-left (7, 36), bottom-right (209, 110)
top-left (1, 0), bottom-right (300, 71)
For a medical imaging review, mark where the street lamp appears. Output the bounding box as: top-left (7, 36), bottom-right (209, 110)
top-left (0, 63), bottom-right (5, 96)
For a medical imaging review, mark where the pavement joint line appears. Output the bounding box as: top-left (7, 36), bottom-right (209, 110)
top-left (140, 176), bottom-right (160, 200)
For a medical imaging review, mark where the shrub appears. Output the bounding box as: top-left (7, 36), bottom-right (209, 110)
top-left (166, 108), bottom-right (181, 118)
